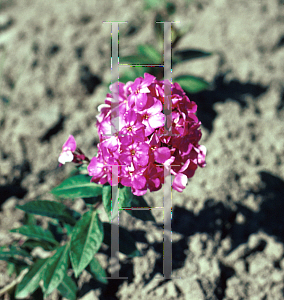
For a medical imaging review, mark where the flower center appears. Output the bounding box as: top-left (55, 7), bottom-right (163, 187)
top-left (127, 126), bottom-right (133, 132)
top-left (130, 149), bottom-right (135, 156)
top-left (143, 114), bottom-right (149, 120)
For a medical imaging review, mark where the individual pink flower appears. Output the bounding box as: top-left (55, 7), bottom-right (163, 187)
top-left (58, 135), bottom-right (77, 165)
top-left (127, 73), bottom-right (156, 110)
top-left (138, 97), bottom-right (165, 136)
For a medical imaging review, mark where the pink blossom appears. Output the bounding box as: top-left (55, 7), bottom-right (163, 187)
top-left (58, 135), bottom-right (77, 165)
top-left (87, 72), bottom-right (206, 195)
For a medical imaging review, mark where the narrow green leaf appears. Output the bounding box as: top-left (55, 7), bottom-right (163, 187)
top-left (102, 184), bottom-right (112, 222)
top-left (57, 274), bottom-right (77, 300)
top-left (21, 239), bottom-right (56, 251)
top-left (43, 244), bottom-right (70, 296)
top-left (103, 185), bottom-right (133, 222)
top-left (174, 75), bottom-right (210, 93)
top-left (86, 256), bottom-right (108, 284)
top-left (17, 200), bottom-right (77, 225)
top-left (70, 210), bottom-right (104, 277)
top-left (173, 49), bottom-right (212, 65)
top-left (0, 255), bottom-right (27, 266)
top-left (23, 213), bottom-right (36, 226)
top-left (0, 246), bottom-right (31, 258)
top-left (119, 55), bottom-right (145, 65)
top-left (103, 222), bottom-right (142, 258)
top-left (7, 262), bottom-right (16, 276)
top-left (50, 175), bottom-right (102, 199)
top-left (144, 0), bottom-right (164, 10)
top-left (82, 195), bottom-right (102, 205)
top-left (137, 45), bottom-right (161, 64)
top-left (123, 191), bottom-right (156, 222)
top-left (15, 259), bottom-right (48, 299)
top-left (10, 225), bottom-right (59, 245)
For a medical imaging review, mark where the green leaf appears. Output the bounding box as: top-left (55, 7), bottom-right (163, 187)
top-left (86, 256), bottom-right (108, 284)
top-left (144, 0), bottom-right (164, 10)
top-left (103, 185), bottom-right (133, 222)
top-left (23, 213), bottom-right (37, 226)
top-left (137, 45), bottom-right (161, 64)
top-left (82, 195), bottom-right (102, 205)
top-left (174, 75), bottom-right (210, 93)
top-left (70, 210), bottom-right (104, 277)
top-left (50, 175), bottom-right (102, 199)
top-left (122, 190), bottom-right (156, 222)
top-left (102, 184), bottom-right (112, 222)
top-left (119, 66), bottom-right (149, 83)
top-left (17, 200), bottom-right (77, 225)
top-left (57, 274), bottom-right (77, 300)
top-left (120, 55), bottom-right (145, 65)
top-left (173, 49), bottom-right (212, 65)
top-left (15, 259), bottom-right (48, 299)
top-left (7, 262), bottom-right (16, 276)
top-left (21, 239), bottom-right (56, 251)
top-left (0, 255), bottom-right (27, 266)
top-left (0, 246), bottom-right (31, 258)
top-left (43, 243), bottom-right (70, 296)
top-left (10, 225), bottom-right (59, 245)
top-left (103, 222), bottom-right (142, 258)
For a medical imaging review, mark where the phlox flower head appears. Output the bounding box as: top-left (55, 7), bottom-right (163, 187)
top-left (89, 73), bottom-right (207, 195)
top-left (59, 73), bottom-right (207, 196)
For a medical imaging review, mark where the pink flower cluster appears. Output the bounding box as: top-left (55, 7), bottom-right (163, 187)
top-left (86, 73), bottom-right (206, 196)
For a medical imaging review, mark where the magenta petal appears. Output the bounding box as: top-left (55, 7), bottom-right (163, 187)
top-left (146, 99), bottom-right (163, 114)
top-left (148, 113), bottom-right (165, 129)
top-left (88, 157), bottom-right (104, 177)
top-left (132, 175), bottom-right (146, 189)
top-left (63, 135), bottom-right (76, 151)
top-left (136, 93), bottom-right (148, 111)
top-left (143, 73), bottom-right (155, 86)
top-left (154, 147), bottom-right (171, 164)
top-left (172, 173), bottom-right (188, 192)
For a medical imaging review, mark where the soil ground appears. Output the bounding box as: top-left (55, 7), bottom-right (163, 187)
top-left (0, 0), bottom-right (284, 299)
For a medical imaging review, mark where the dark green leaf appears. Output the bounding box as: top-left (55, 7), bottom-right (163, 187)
top-left (119, 67), bottom-right (147, 83)
top-left (0, 246), bottom-right (31, 258)
top-left (166, 2), bottom-right (176, 15)
top-left (0, 255), bottom-right (28, 266)
top-left (23, 213), bottom-right (36, 226)
top-left (15, 259), bottom-right (48, 298)
top-left (120, 55), bottom-right (145, 65)
top-left (17, 200), bottom-right (77, 225)
top-left (70, 210), bottom-right (104, 277)
top-left (102, 184), bottom-right (112, 222)
top-left (21, 239), bottom-right (56, 251)
top-left (103, 222), bottom-right (142, 258)
top-left (57, 274), bottom-right (77, 300)
top-left (173, 49), bottom-right (212, 65)
top-left (7, 262), bottom-right (16, 276)
top-left (86, 256), bottom-right (108, 284)
top-left (82, 195), bottom-right (102, 205)
top-left (103, 185), bottom-right (134, 222)
top-left (10, 225), bottom-right (59, 245)
top-left (122, 191), bottom-right (156, 222)
top-left (174, 75), bottom-right (210, 93)
top-left (50, 175), bottom-right (102, 199)
top-left (64, 223), bottom-right (74, 236)
top-left (137, 45), bottom-right (161, 64)
top-left (43, 244), bottom-right (70, 296)
top-left (154, 13), bottom-right (165, 41)
top-left (144, 0), bottom-right (163, 10)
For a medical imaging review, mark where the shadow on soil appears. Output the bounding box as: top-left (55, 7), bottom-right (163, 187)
top-left (94, 171), bottom-right (284, 300)
top-left (190, 74), bottom-right (268, 132)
